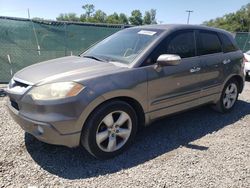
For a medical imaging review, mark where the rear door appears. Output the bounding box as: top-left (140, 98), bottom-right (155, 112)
top-left (219, 33), bottom-right (243, 77)
top-left (197, 30), bottom-right (225, 101)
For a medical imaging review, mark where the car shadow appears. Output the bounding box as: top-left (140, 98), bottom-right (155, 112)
top-left (25, 100), bottom-right (250, 180)
top-left (246, 76), bottom-right (250, 82)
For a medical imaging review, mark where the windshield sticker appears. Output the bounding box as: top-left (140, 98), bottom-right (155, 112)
top-left (138, 30), bottom-right (157, 36)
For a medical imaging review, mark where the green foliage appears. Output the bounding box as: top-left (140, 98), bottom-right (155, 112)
top-left (107, 13), bottom-right (120, 24)
top-left (143, 9), bottom-right (157, 25)
top-left (129, 10), bottom-right (143, 25)
top-left (93, 10), bottom-right (107, 23)
top-left (203, 3), bottom-right (250, 32)
top-left (119, 13), bottom-right (129, 25)
top-left (82, 4), bottom-right (95, 18)
top-left (57, 4), bottom-right (158, 25)
top-left (56, 13), bottom-right (79, 22)
top-left (79, 14), bottom-right (86, 22)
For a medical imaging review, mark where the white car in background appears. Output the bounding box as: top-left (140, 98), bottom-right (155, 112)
top-left (244, 50), bottom-right (250, 77)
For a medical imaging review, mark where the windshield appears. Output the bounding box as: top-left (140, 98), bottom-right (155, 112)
top-left (82, 28), bottom-right (163, 64)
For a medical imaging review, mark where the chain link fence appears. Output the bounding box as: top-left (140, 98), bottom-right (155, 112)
top-left (235, 32), bottom-right (250, 53)
top-left (0, 16), bottom-right (128, 83)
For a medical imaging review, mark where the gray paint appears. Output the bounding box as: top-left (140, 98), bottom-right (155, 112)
top-left (6, 24), bottom-right (245, 147)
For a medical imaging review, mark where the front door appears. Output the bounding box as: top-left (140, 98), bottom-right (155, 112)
top-left (145, 30), bottom-right (203, 119)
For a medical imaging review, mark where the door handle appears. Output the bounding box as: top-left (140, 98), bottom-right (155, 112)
top-left (223, 59), bottom-right (231, 64)
top-left (190, 67), bottom-right (201, 73)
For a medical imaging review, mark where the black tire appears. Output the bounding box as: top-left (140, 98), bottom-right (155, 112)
top-left (246, 73), bottom-right (250, 79)
top-left (81, 100), bottom-right (138, 159)
top-left (213, 79), bottom-right (239, 113)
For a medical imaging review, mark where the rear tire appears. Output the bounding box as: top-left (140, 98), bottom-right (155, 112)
top-left (81, 100), bottom-right (138, 159)
top-left (213, 79), bottom-right (239, 113)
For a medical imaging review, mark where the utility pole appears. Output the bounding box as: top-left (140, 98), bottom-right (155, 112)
top-left (186, 10), bottom-right (193, 24)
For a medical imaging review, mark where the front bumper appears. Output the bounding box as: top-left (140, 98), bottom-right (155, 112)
top-left (7, 99), bottom-right (81, 147)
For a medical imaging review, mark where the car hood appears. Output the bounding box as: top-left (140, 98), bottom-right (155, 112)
top-left (14, 56), bottom-right (126, 85)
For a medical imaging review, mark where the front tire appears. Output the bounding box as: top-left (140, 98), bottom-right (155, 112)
top-left (81, 100), bottom-right (138, 159)
top-left (213, 79), bottom-right (239, 113)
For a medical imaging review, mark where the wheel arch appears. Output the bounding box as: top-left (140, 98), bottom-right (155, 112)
top-left (77, 93), bottom-right (147, 139)
top-left (91, 96), bottom-right (145, 129)
top-left (223, 74), bottom-right (244, 93)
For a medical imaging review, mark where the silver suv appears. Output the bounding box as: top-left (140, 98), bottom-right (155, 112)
top-left (6, 25), bottom-right (245, 159)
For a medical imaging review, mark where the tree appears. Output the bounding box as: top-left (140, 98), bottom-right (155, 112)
top-left (203, 3), bottom-right (250, 32)
top-left (56, 13), bottom-right (79, 22)
top-left (119, 13), bottom-right (129, 24)
top-left (82, 4), bottom-right (95, 18)
top-left (143, 9), bottom-right (157, 25)
top-left (106, 13), bottom-right (120, 24)
top-left (56, 13), bottom-right (67, 21)
top-left (79, 14), bottom-right (86, 22)
top-left (92, 10), bottom-right (107, 23)
top-left (143, 11), bottom-right (151, 25)
top-left (67, 13), bottom-right (80, 22)
top-left (56, 6), bottom-right (158, 25)
top-left (129, 10), bottom-right (143, 25)
top-left (150, 9), bottom-right (157, 24)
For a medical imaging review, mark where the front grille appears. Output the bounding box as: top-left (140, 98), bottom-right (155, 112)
top-left (10, 100), bottom-right (19, 111)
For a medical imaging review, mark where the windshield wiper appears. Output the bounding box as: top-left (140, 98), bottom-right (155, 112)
top-left (82, 55), bottom-right (107, 62)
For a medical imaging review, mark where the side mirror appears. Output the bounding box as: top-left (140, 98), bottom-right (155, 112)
top-left (156, 54), bottom-right (181, 67)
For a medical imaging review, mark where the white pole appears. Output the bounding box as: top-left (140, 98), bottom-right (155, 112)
top-left (7, 54), bottom-right (13, 76)
top-left (28, 8), bottom-right (30, 19)
top-left (38, 45), bottom-right (41, 55)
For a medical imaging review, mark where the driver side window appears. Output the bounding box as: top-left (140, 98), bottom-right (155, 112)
top-left (143, 30), bottom-right (196, 66)
top-left (167, 31), bottom-right (196, 58)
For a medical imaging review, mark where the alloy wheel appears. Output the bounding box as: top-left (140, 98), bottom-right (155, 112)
top-left (96, 111), bottom-right (132, 152)
top-left (223, 83), bottom-right (238, 109)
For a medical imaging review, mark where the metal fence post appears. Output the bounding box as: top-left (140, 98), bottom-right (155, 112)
top-left (64, 22), bottom-right (67, 56)
top-left (7, 54), bottom-right (12, 76)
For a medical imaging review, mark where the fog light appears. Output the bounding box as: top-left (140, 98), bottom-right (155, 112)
top-left (37, 125), bottom-right (44, 134)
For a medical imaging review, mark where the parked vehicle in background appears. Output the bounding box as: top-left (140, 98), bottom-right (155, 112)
top-left (6, 24), bottom-right (245, 159)
top-left (244, 50), bottom-right (250, 77)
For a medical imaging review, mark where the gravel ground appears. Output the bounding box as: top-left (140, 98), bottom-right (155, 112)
top-left (0, 81), bottom-right (250, 188)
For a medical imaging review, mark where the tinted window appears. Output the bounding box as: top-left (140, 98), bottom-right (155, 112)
top-left (199, 31), bottom-right (222, 55)
top-left (142, 30), bottom-right (196, 66)
top-left (167, 31), bottom-right (196, 58)
top-left (219, 33), bottom-right (238, 53)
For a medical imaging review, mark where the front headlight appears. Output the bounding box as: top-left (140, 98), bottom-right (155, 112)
top-left (28, 82), bottom-right (84, 100)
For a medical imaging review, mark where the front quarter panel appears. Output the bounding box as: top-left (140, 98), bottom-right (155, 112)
top-left (82, 67), bottom-right (148, 110)
top-left (75, 67), bottom-right (148, 130)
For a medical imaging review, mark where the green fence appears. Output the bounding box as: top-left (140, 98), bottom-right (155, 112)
top-left (235, 32), bottom-right (250, 53)
top-left (0, 16), bottom-right (127, 83)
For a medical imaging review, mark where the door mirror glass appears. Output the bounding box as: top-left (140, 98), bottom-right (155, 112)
top-left (156, 54), bottom-right (181, 67)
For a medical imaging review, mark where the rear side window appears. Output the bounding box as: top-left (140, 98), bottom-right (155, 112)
top-left (199, 31), bottom-right (222, 55)
top-left (167, 31), bottom-right (196, 58)
top-left (219, 33), bottom-right (238, 53)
